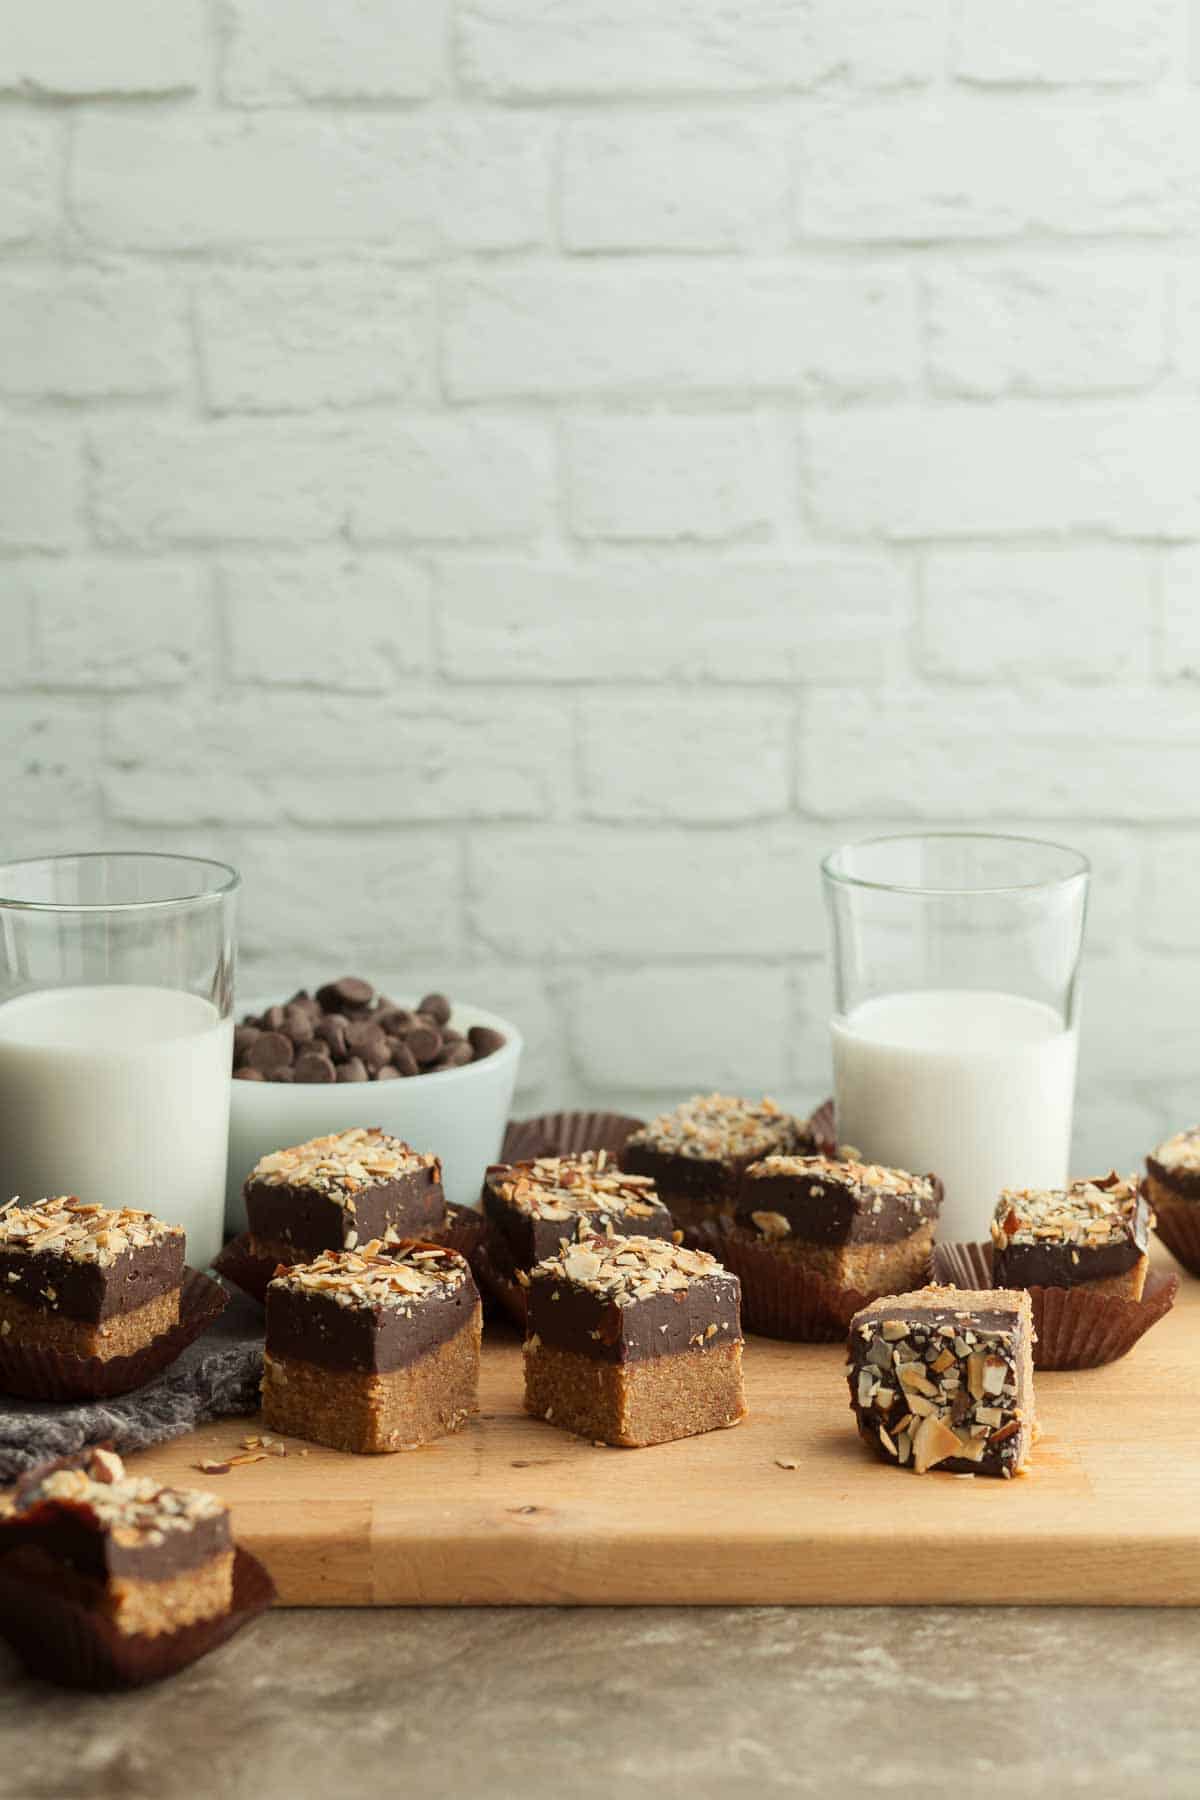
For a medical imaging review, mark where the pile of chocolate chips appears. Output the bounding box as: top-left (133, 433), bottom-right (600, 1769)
top-left (232, 978), bottom-right (506, 1084)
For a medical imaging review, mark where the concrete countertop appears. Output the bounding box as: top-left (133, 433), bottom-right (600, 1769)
top-left (1, 1605), bottom-right (1194, 1799)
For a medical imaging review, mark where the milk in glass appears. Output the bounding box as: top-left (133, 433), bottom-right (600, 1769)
top-left (0, 985), bottom-right (233, 1268)
top-left (831, 988), bottom-right (1077, 1244)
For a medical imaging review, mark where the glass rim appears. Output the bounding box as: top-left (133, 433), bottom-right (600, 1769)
top-left (0, 852), bottom-right (241, 915)
top-left (820, 831), bottom-right (1091, 899)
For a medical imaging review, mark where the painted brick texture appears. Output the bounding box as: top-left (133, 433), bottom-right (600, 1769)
top-left (0, 1), bottom-right (1194, 1174)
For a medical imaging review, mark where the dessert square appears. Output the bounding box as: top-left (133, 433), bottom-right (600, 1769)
top-left (483, 1151), bottom-right (673, 1276)
top-left (622, 1093), bottom-right (807, 1229)
top-left (0, 1197), bottom-right (185, 1362)
top-left (243, 1127), bottom-right (444, 1266)
top-left (523, 1234), bottom-right (746, 1448)
top-left (1145, 1128), bottom-right (1200, 1273)
top-left (261, 1241), bottom-right (481, 1454)
top-left (0, 1447), bottom-right (232, 1638)
top-left (990, 1175), bottom-right (1150, 1299)
top-left (732, 1154), bottom-right (939, 1294)
top-left (847, 1287), bottom-right (1035, 1478)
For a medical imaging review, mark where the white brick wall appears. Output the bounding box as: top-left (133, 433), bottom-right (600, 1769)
top-left (2, 0), bottom-right (1198, 1176)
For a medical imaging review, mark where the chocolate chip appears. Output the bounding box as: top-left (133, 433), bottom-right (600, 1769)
top-left (405, 1023), bottom-right (441, 1065)
top-left (375, 1008), bottom-right (414, 1036)
top-left (468, 1025), bottom-right (507, 1060)
top-left (233, 1066), bottom-right (265, 1082)
top-left (283, 1005), bottom-right (315, 1045)
top-left (246, 1032), bottom-right (294, 1073)
top-left (358, 1027), bottom-right (392, 1074)
top-left (293, 1051), bottom-right (336, 1084)
top-left (315, 1014), bottom-right (349, 1059)
top-left (317, 977), bottom-right (374, 1013)
top-left (236, 978), bottom-right (492, 1082)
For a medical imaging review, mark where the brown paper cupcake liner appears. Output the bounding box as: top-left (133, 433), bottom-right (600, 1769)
top-left (500, 1110), bottom-right (647, 1166)
top-left (215, 1203), bottom-right (490, 1310)
top-left (214, 1232), bottom-right (276, 1307)
top-left (0, 1268), bottom-right (228, 1404)
top-left (806, 1097), bottom-right (836, 1155)
top-left (0, 1544), bottom-right (274, 1691)
top-left (472, 1235), bottom-right (529, 1332)
top-left (432, 1201), bottom-right (488, 1271)
top-left (932, 1241), bottom-right (1179, 1371)
top-left (1151, 1202), bottom-right (1200, 1278)
top-left (712, 1226), bottom-right (914, 1344)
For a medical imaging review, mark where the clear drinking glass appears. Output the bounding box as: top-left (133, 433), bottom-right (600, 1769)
top-left (822, 833), bottom-right (1089, 1243)
top-left (0, 853), bottom-right (239, 1268)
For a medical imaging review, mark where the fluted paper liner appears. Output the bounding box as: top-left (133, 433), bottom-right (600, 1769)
top-left (216, 1202), bottom-right (489, 1308)
top-left (932, 1241), bottom-right (1178, 1371)
top-left (713, 1225), bottom-right (924, 1344)
top-left (0, 1544), bottom-right (274, 1691)
top-left (1151, 1203), bottom-right (1200, 1279)
top-left (805, 1097), bottom-right (836, 1155)
top-left (500, 1110), bottom-right (647, 1166)
top-left (0, 1268), bottom-right (228, 1404)
top-left (472, 1236), bottom-right (528, 1332)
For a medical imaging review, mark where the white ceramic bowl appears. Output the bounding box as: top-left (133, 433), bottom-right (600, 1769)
top-left (224, 997), bottom-right (523, 1234)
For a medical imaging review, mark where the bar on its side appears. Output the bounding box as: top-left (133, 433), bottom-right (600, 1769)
top-left (847, 1286), bottom-right (1035, 1478)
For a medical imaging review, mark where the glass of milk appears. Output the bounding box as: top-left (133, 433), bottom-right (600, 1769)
top-left (0, 854), bottom-right (239, 1269)
top-left (823, 833), bottom-right (1089, 1244)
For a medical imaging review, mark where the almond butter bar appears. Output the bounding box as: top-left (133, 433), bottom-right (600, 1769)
top-left (991, 1174), bottom-right (1150, 1299)
top-left (1145, 1128), bottom-right (1200, 1272)
top-left (0, 1197), bottom-right (185, 1362)
top-left (847, 1287), bottom-right (1036, 1478)
top-left (622, 1094), bottom-right (812, 1230)
top-left (243, 1127), bottom-right (444, 1269)
top-left (730, 1154), bottom-right (939, 1295)
top-left (483, 1151), bottom-right (673, 1278)
top-left (0, 1447), bottom-right (232, 1637)
top-left (261, 1241), bottom-right (481, 1454)
top-left (523, 1234), bottom-right (746, 1448)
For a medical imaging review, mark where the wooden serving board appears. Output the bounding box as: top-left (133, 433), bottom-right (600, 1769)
top-left (131, 1249), bottom-right (1200, 1608)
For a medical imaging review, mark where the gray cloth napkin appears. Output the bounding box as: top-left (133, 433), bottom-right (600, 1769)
top-left (0, 1291), bottom-right (264, 1481)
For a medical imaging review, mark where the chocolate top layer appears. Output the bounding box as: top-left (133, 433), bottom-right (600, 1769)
top-left (0, 1196), bottom-right (181, 1264)
top-left (847, 1287), bottom-right (1032, 1478)
top-left (247, 1128), bottom-right (440, 1201)
top-left (0, 1196), bottom-right (185, 1324)
top-left (1148, 1126), bottom-right (1200, 1198)
top-left (526, 1233), bottom-right (741, 1365)
top-left (1, 1447), bottom-right (230, 1581)
top-left (990, 1174), bottom-right (1148, 1288)
top-left (483, 1153), bottom-right (672, 1269)
top-left (265, 1240), bottom-right (479, 1374)
top-left (625, 1094), bottom-right (796, 1164)
top-left (245, 1129), bottom-right (444, 1253)
top-left (736, 1155), bottom-right (939, 1246)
